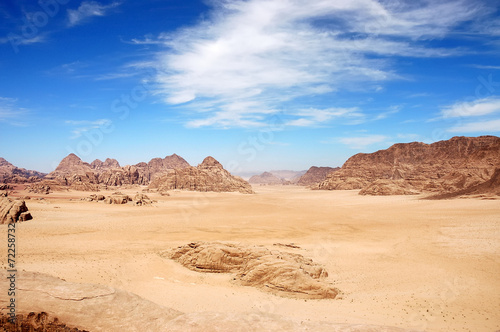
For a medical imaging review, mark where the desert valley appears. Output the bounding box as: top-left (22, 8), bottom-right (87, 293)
top-left (0, 135), bottom-right (499, 331)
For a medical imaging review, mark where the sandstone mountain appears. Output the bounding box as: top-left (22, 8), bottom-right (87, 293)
top-left (149, 157), bottom-right (254, 194)
top-left (0, 157), bottom-right (46, 183)
top-left (298, 166), bottom-right (340, 186)
top-left (248, 170), bottom-right (306, 185)
top-left (90, 158), bottom-right (120, 170)
top-left (317, 136), bottom-right (500, 196)
top-left (249, 171), bottom-right (285, 185)
top-left (268, 170), bottom-right (307, 182)
top-left (427, 167), bottom-right (500, 199)
top-left (40, 153), bottom-right (192, 190)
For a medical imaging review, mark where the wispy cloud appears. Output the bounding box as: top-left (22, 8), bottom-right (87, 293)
top-left (448, 119), bottom-right (500, 133)
top-left (322, 134), bottom-right (389, 149)
top-left (286, 107), bottom-right (364, 127)
top-left (337, 135), bottom-right (389, 149)
top-left (470, 64), bottom-right (500, 70)
top-left (67, 1), bottom-right (121, 27)
top-left (0, 34), bottom-right (47, 46)
top-left (374, 105), bottom-right (400, 120)
top-left (441, 97), bottom-right (500, 118)
top-left (66, 119), bottom-right (112, 138)
top-left (148, 0), bottom-right (484, 128)
top-left (0, 97), bottom-right (30, 126)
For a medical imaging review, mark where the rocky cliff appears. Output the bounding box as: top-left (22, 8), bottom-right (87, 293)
top-left (149, 156), bottom-right (254, 194)
top-left (317, 136), bottom-right (500, 196)
top-left (298, 166), bottom-right (340, 186)
top-left (0, 158), bottom-right (46, 183)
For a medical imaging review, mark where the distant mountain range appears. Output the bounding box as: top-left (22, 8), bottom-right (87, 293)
top-left (1, 135), bottom-right (499, 197)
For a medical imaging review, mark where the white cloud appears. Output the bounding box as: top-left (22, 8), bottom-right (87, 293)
top-left (448, 119), bottom-right (500, 133)
top-left (374, 105), bottom-right (400, 120)
top-left (66, 119), bottom-right (112, 138)
top-left (338, 135), bottom-right (389, 149)
top-left (149, 0), bottom-right (482, 128)
top-left (441, 97), bottom-right (500, 118)
top-left (67, 1), bottom-right (120, 26)
top-left (286, 107), bottom-right (364, 127)
top-left (0, 97), bottom-right (29, 126)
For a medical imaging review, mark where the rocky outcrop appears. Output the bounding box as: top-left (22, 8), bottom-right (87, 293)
top-left (317, 136), bottom-right (500, 195)
top-left (427, 168), bottom-right (500, 199)
top-left (0, 158), bottom-right (46, 183)
top-left (163, 242), bottom-right (339, 299)
top-left (149, 157), bottom-right (254, 194)
top-left (83, 193), bottom-right (154, 205)
top-left (298, 166), bottom-right (340, 186)
top-left (134, 154), bottom-right (191, 183)
top-left (0, 312), bottom-right (88, 332)
top-left (0, 197), bottom-right (32, 224)
top-left (359, 179), bottom-right (420, 196)
top-left (249, 172), bottom-right (285, 185)
top-left (90, 158), bottom-right (120, 171)
top-left (43, 153), bottom-right (191, 190)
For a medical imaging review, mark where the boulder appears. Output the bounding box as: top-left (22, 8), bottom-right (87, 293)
top-left (0, 197), bottom-right (32, 224)
top-left (163, 242), bottom-right (339, 299)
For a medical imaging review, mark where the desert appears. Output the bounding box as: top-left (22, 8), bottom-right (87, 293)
top-left (1, 178), bottom-right (499, 331)
top-left (2, 1), bottom-right (500, 330)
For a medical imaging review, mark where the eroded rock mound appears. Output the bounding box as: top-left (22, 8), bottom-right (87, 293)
top-left (83, 193), bottom-right (155, 205)
top-left (0, 197), bottom-right (32, 224)
top-left (149, 157), bottom-right (254, 194)
top-left (298, 166), bottom-right (340, 186)
top-left (103, 193), bottom-right (132, 204)
top-left (317, 136), bottom-right (500, 196)
top-left (163, 242), bottom-right (339, 299)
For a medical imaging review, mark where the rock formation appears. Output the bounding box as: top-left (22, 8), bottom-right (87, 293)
top-left (163, 242), bottom-right (339, 299)
top-left (0, 157), bottom-right (46, 183)
top-left (298, 166), bottom-right (340, 186)
top-left (317, 136), bottom-right (500, 195)
top-left (0, 197), bottom-right (32, 224)
top-left (83, 193), bottom-right (154, 205)
top-left (0, 312), bottom-right (88, 332)
top-left (427, 167), bottom-right (500, 199)
top-left (248, 171), bottom-right (285, 185)
top-left (149, 157), bottom-right (254, 194)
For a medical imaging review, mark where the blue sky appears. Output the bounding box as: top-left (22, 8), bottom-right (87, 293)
top-left (1, 0), bottom-right (499, 174)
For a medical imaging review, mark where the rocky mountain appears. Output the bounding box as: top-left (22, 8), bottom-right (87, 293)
top-left (149, 156), bottom-right (254, 194)
top-left (248, 172), bottom-right (285, 185)
top-left (268, 170), bottom-right (306, 182)
top-left (42, 153), bottom-right (191, 189)
top-left (316, 136), bottom-right (500, 195)
top-left (0, 158), bottom-right (46, 183)
top-left (427, 167), bottom-right (500, 199)
top-left (248, 170), bottom-right (306, 185)
top-left (91, 158), bottom-right (121, 170)
top-left (317, 136), bottom-right (500, 196)
top-left (297, 166), bottom-right (340, 186)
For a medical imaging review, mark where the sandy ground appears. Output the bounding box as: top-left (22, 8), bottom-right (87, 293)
top-left (1, 186), bottom-right (499, 331)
